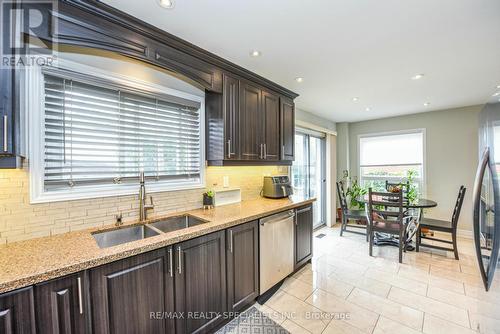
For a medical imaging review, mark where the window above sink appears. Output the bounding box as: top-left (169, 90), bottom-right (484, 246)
top-left (26, 58), bottom-right (206, 203)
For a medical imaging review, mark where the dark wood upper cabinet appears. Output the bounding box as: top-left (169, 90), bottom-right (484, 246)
top-left (35, 272), bottom-right (89, 334)
top-left (224, 74), bottom-right (240, 160)
top-left (280, 96), bottom-right (295, 161)
top-left (239, 81), bottom-right (262, 161)
top-left (90, 248), bottom-right (175, 334)
top-left (175, 231), bottom-right (227, 334)
top-left (226, 220), bottom-right (259, 313)
top-left (294, 205), bottom-right (313, 270)
top-left (0, 286), bottom-right (36, 334)
top-left (261, 90), bottom-right (281, 161)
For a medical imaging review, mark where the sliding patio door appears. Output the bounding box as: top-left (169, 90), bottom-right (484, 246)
top-left (292, 130), bottom-right (326, 228)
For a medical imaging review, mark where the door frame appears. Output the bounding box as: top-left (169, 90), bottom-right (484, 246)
top-left (293, 129), bottom-right (327, 228)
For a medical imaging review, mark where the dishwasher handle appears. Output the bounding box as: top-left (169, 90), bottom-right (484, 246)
top-left (260, 210), bottom-right (295, 226)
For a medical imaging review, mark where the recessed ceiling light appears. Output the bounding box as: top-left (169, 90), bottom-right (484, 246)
top-left (493, 92), bottom-right (500, 97)
top-left (295, 77), bottom-right (304, 83)
top-left (424, 102), bottom-right (431, 107)
top-left (497, 85), bottom-right (500, 89)
top-left (250, 50), bottom-right (261, 57)
top-left (158, 0), bottom-right (174, 8)
top-left (352, 97), bottom-right (359, 102)
top-left (411, 74), bottom-right (425, 80)
top-left (365, 107), bottom-right (371, 111)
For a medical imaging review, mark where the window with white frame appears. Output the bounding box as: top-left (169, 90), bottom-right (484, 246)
top-left (359, 130), bottom-right (425, 193)
top-left (28, 64), bottom-right (205, 203)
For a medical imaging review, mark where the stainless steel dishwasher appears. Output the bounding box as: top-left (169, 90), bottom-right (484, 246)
top-left (259, 210), bottom-right (295, 294)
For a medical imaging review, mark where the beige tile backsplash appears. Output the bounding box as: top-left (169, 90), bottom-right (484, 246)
top-left (0, 165), bottom-right (287, 244)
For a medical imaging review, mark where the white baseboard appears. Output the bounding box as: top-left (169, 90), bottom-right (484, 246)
top-left (434, 229), bottom-right (472, 239)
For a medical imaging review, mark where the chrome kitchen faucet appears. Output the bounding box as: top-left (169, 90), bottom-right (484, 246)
top-left (139, 171), bottom-right (154, 222)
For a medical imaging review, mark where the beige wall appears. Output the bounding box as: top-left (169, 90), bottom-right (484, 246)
top-left (0, 166), bottom-right (283, 244)
top-left (338, 105), bottom-right (482, 232)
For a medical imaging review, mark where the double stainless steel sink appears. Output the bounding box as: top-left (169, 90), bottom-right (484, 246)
top-left (92, 215), bottom-right (208, 248)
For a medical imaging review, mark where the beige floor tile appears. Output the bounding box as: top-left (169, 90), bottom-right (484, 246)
top-left (430, 267), bottom-right (483, 286)
top-left (253, 303), bottom-right (287, 325)
top-left (427, 286), bottom-right (500, 319)
top-left (388, 286), bottom-right (470, 328)
top-left (373, 316), bottom-right (422, 334)
top-left (329, 270), bottom-right (392, 298)
top-left (322, 319), bottom-right (366, 334)
top-left (423, 314), bottom-right (477, 334)
top-left (364, 268), bottom-right (428, 296)
top-left (398, 265), bottom-right (466, 294)
top-left (464, 284), bottom-right (500, 306)
top-left (294, 269), bottom-right (354, 299)
top-left (281, 319), bottom-right (312, 334)
top-left (319, 255), bottom-right (369, 275)
top-left (306, 289), bottom-right (379, 333)
top-left (347, 288), bottom-right (424, 331)
top-left (265, 290), bottom-right (329, 334)
top-left (280, 277), bottom-right (316, 301)
top-left (468, 313), bottom-right (500, 333)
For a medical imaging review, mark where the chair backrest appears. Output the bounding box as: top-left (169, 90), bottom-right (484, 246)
top-left (336, 181), bottom-right (348, 212)
top-left (385, 180), bottom-right (410, 194)
top-left (451, 186), bottom-right (467, 229)
top-left (367, 188), bottom-right (404, 230)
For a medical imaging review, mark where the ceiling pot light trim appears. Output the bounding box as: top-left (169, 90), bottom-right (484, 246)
top-left (352, 97), bottom-right (359, 102)
top-left (250, 50), bottom-right (261, 57)
top-left (411, 73), bottom-right (425, 80)
top-left (423, 102), bottom-right (431, 107)
top-left (295, 77), bottom-right (304, 83)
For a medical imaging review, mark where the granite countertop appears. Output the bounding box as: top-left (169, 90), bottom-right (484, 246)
top-left (0, 196), bottom-right (315, 294)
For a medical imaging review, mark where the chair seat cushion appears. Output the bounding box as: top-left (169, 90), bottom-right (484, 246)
top-left (420, 218), bottom-right (452, 229)
top-left (345, 210), bottom-right (367, 219)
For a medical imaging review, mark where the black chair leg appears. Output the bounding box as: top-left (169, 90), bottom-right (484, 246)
top-left (366, 220), bottom-right (369, 242)
top-left (416, 226), bottom-right (421, 252)
top-left (398, 230), bottom-right (404, 263)
top-left (369, 229), bottom-right (373, 257)
top-left (452, 229), bottom-right (459, 260)
top-left (340, 216), bottom-right (345, 236)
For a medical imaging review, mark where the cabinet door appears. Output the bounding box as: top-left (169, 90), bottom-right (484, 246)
top-left (280, 96), bottom-right (295, 161)
top-left (227, 221), bottom-right (259, 312)
top-left (175, 231), bottom-right (227, 334)
top-left (90, 248), bottom-right (175, 334)
top-left (0, 68), bottom-right (13, 156)
top-left (239, 81), bottom-right (262, 160)
top-left (261, 90), bottom-right (280, 161)
top-left (35, 273), bottom-right (88, 334)
top-left (0, 286), bottom-right (35, 334)
top-left (295, 205), bottom-right (313, 269)
top-left (224, 74), bottom-right (240, 160)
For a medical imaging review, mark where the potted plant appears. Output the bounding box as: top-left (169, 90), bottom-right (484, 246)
top-left (346, 178), bottom-right (368, 211)
top-left (406, 169), bottom-right (419, 204)
top-left (203, 190), bottom-right (215, 208)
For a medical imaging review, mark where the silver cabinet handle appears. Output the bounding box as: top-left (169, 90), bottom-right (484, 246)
top-left (264, 143), bottom-right (267, 159)
top-left (168, 248), bottom-right (173, 277)
top-left (259, 144), bottom-right (263, 159)
top-left (229, 230), bottom-right (233, 253)
top-left (282, 145), bottom-right (285, 159)
top-left (227, 139), bottom-right (232, 158)
top-left (3, 115), bottom-right (7, 152)
top-left (177, 246), bottom-right (182, 274)
top-left (77, 276), bottom-right (83, 315)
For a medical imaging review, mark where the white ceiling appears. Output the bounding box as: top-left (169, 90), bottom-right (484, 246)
top-left (102, 0), bottom-right (500, 122)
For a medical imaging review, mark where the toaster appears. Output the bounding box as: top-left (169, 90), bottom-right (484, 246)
top-left (262, 176), bottom-right (293, 198)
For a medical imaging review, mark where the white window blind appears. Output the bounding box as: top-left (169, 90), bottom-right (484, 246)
top-left (42, 70), bottom-right (202, 191)
top-left (360, 132), bottom-right (424, 167)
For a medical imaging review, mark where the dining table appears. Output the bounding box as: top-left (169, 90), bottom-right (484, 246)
top-left (357, 196), bottom-right (438, 251)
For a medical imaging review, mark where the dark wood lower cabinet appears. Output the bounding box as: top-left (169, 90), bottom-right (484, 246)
top-left (226, 220), bottom-right (259, 313)
top-left (0, 286), bottom-right (36, 334)
top-left (90, 248), bottom-right (175, 334)
top-left (175, 231), bottom-right (227, 334)
top-left (294, 205), bottom-right (314, 270)
top-left (35, 272), bottom-right (88, 334)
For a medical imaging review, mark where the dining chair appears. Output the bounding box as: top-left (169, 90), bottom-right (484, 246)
top-left (367, 188), bottom-right (408, 263)
top-left (416, 186), bottom-right (466, 260)
top-left (336, 181), bottom-right (369, 241)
